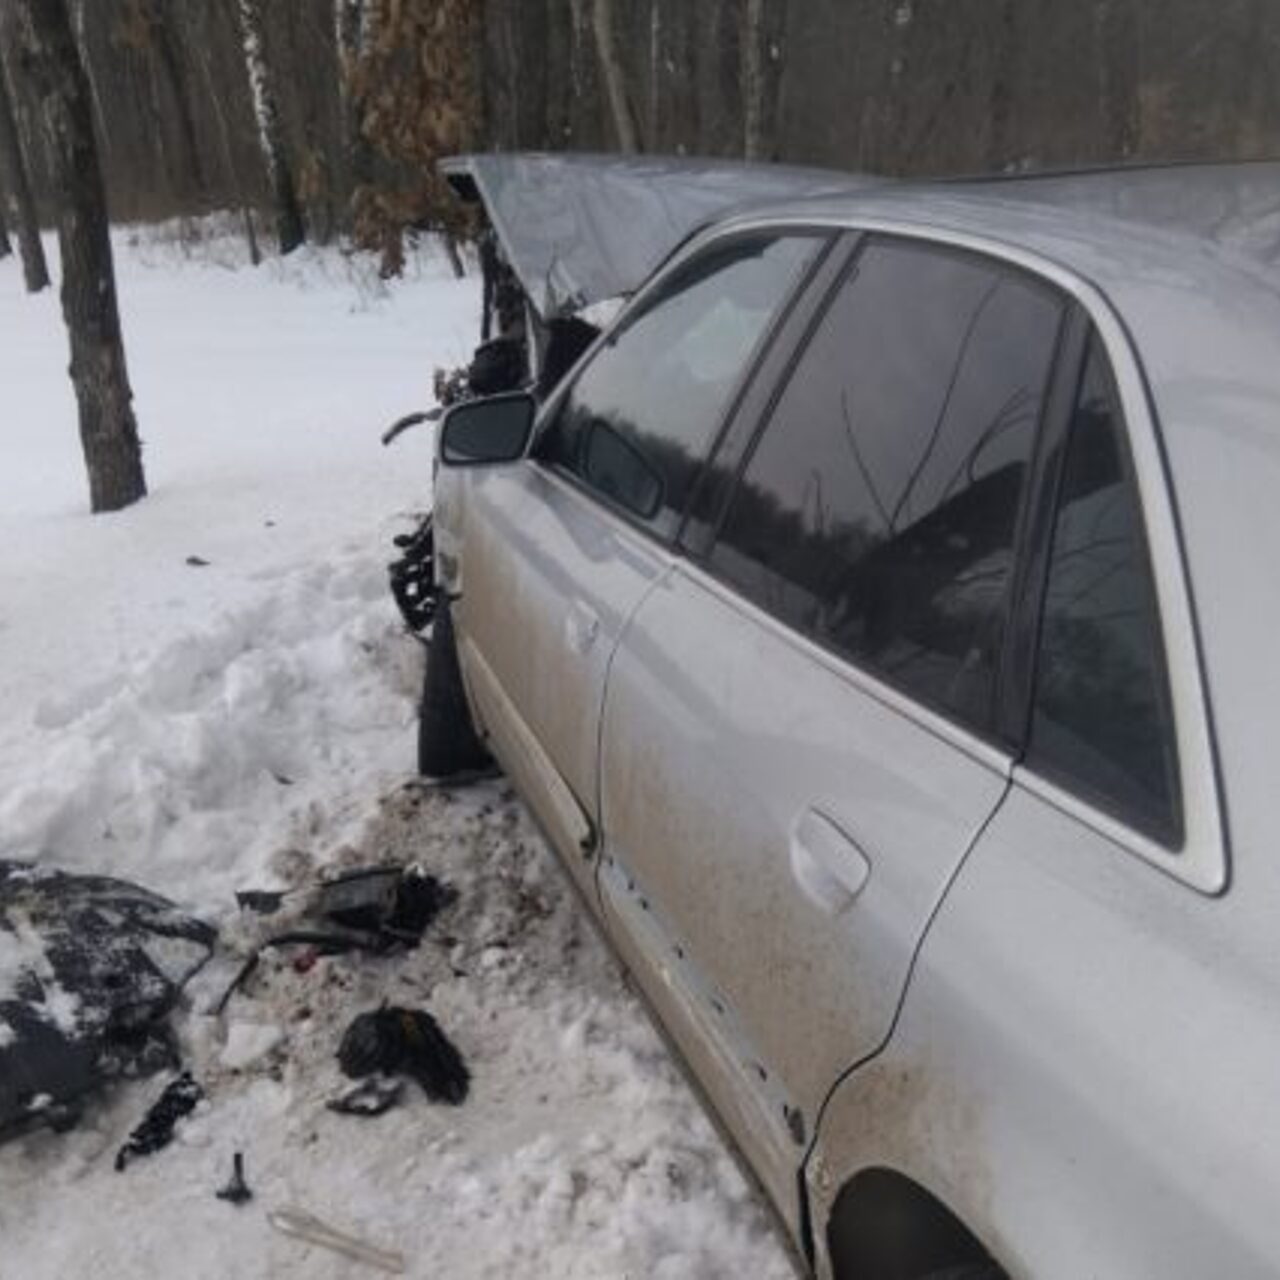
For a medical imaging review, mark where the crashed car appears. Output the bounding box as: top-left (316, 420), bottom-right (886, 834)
top-left (423, 154), bottom-right (1280, 1280)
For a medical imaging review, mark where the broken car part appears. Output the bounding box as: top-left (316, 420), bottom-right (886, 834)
top-left (336, 1006), bottom-right (469, 1105)
top-left (0, 861), bottom-right (215, 1145)
top-left (313, 864), bottom-right (456, 947)
top-left (215, 1151), bottom-right (253, 1205)
top-left (115, 1072), bottom-right (203, 1171)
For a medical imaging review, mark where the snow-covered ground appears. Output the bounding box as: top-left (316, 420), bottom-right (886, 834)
top-left (0, 231), bottom-right (792, 1277)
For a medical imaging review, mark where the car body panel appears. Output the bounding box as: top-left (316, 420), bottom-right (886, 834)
top-left (598, 558), bottom-right (1010, 1229)
top-left (447, 461), bottom-right (669, 895)
top-left (441, 151), bottom-right (876, 317)
top-left (808, 777), bottom-right (1280, 1280)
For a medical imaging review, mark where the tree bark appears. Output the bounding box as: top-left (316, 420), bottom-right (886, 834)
top-left (742, 0), bottom-right (766, 158)
top-left (236, 0), bottom-right (305, 254)
top-left (152, 0), bottom-right (208, 203)
top-left (334, 0), bottom-right (374, 207)
top-left (10, 0), bottom-right (147, 513)
top-left (0, 52), bottom-right (49, 291)
top-left (592, 0), bottom-right (641, 152)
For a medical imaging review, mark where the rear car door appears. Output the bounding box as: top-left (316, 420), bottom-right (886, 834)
top-left (597, 236), bottom-right (1070, 1227)
top-left (448, 232), bottom-right (826, 894)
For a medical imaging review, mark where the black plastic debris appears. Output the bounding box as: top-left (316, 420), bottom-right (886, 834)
top-left (215, 1151), bottom-right (253, 1205)
top-left (326, 1074), bottom-right (404, 1118)
top-left (115, 1071), bottom-right (203, 1170)
top-left (337, 1006), bottom-right (469, 1105)
top-left (234, 889), bottom-right (286, 916)
top-left (0, 861), bottom-right (215, 1145)
top-left (315, 865), bottom-right (455, 948)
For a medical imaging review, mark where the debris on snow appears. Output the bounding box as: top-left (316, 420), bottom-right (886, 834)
top-left (326, 1074), bottom-right (404, 1118)
top-left (268, 1205), bottom-right (406, 1275)
top-left (336, 1005), bottom-right (469, 1105)
top-left (0, 231), bottom-right (794, 1280)
top-left (0, 860), bottom-right (215, 1144)
top-left (214, 1151), bottom-right (253, 1206)
top-left (115, 1072), bottom-right (205, 1171)
top-left (313, 863), bottom-right (456, 946)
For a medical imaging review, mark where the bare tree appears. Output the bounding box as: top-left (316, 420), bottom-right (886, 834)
top-left (9, 0), bottom-right (147, 513)
top-left (151, 0), bottom-right (209, 201)
top-left (0, 48), bottom-right (49, 291)
top-left (592, 0), bottom-right (641, 152)
top-left (236, 0), bottom-right (305, 254)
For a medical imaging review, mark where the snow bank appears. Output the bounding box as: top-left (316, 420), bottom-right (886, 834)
top-left (0, 233), bottom-right (792, 1277)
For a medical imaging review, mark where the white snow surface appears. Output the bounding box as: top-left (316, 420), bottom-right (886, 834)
top-left (0, 230), bottom-right (792, 1277)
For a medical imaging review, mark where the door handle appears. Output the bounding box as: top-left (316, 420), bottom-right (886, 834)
top-left (789, 809), bottom-right (871, 916)
top-left (564, 600), bottom-right (601, 655)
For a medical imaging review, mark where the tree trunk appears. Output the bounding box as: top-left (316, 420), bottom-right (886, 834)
top-left (0, 191), bottom-right (11, 258)
top-left (742, 0), bottom-right (766, 158)
top-left (10, 0), bottom-right (147, 514)
top-left (0, 53), bottom-right (49, 291)
top-left (592, 0), bottom-right (641, 152)
top-left (236, 0), bottom-right (305, 254)
top-left (334, 0), bottom-right (374, 208)
top-left (153, 0), bottom-right (208, 203)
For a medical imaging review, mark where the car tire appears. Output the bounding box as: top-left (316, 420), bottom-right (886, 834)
top-left (417, 597), bottom-right (492, 778)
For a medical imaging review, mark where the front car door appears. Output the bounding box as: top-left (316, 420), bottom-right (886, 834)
top-left (598, 235), bottom-right (1072, 1228)
top-left (447, 231), bottom-right (828, 892)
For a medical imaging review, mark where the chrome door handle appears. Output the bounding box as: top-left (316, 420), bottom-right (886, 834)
top-left (789, 809), bottom-right (871, 916)
top-left (564, 600), bottom-right (601, 655)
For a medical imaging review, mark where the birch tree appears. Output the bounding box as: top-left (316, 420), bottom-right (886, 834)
top-left (236, 0), bottom-right (305, 254)
top-left (0, 49), bottom-right (49, 292)
top-left (9, 0), bottom-right (147, 512)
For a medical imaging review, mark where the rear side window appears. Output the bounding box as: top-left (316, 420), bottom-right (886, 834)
top-left (711, 237), bottom-right (1063, 733)
top-left (534, 234), bottom-right (821, 537)
top-left (1028, 337), bottom-right (1182, 844)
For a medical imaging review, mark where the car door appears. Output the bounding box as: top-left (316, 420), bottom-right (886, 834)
top-left (448, 231), bottom-right (828, 896)
top-left (597, 235), bottom-right (1071, 1228)
top-left (806, 329), bottom-right (1238, 1280)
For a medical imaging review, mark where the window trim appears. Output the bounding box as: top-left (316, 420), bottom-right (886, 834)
top-left (686, 214), bottom-right (1227, 896)
top-left (1016, 322), bottom-right (1185, 850)
top-left (527, 228), bottom-right (838, 547)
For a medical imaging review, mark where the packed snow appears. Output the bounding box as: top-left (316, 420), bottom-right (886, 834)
top-left (0, 229), bottom-right (793, 1277)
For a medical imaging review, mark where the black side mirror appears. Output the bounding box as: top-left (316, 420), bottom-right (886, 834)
top-left (439, 392), bottom-right (536, 467)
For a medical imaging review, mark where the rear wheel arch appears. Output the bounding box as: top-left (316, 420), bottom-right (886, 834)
top-left (824, 1167), bottom-right (1004, 1280)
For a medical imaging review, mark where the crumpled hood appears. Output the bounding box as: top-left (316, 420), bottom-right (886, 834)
top-left (441, 151), bottom-right (879, 317)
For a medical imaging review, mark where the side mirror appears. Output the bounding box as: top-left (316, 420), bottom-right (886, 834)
top-left (439, 392), bottom-right (536, 467)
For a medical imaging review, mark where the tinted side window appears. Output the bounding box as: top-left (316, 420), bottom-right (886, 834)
top-left (712, 237), bottom-right (1063, 732)
top-left (535, 235), bottom-right (821, 537)
top-left (1029, 338), bottom-right (1181, 843)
